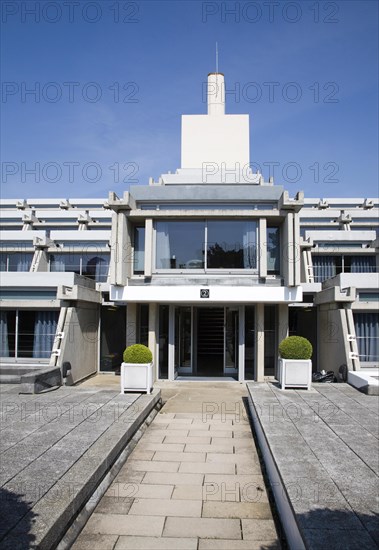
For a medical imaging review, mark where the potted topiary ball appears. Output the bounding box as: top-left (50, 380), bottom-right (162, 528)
top-left (120, 344), bottom-right (153, 394)
top-left (278, 336), bottom-right (313, 390)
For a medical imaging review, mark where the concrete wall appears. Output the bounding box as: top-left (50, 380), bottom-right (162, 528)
top-left (58, 303), bottom-right (100, 384)
top-left (318, 305), bottom-right (352, 376)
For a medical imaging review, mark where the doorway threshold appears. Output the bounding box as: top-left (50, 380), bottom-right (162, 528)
top-left (176, 376), bottom-right (237, 382)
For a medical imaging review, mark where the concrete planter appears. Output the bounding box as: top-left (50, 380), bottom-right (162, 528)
top-left (278, 358), bottom-right (312, 390)
top-left (120, 362), bottom-right (153, 394)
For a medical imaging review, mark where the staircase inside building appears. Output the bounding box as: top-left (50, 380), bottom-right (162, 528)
top-left (197, 308), bottom-right (224, 375)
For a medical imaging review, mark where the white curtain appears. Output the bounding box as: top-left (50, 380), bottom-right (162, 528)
top-left (0, 311), bottom-right (9, 357)
top-left (243, 222), bottom-right (256, 269)
top-left (354, 313), bottom-right (379, 362)
top-left (351, 256), bottom-right (376, 273)
top-left (156, 222), bottom-right (171, 269)
top-left (50, 254), bottom-right (66, 272)
top-left (33, 311), bottom-right (58, 358)
top-left (312, 256), bottom-right (336, 282)
top-left (16, 253), bottom-right (31, 272)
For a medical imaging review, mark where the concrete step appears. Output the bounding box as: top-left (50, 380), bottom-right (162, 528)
top-left (0, 373), bottom-right (21, 384)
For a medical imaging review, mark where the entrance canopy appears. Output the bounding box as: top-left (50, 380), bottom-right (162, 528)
top-left (110, 284), bottom-right (302, 303)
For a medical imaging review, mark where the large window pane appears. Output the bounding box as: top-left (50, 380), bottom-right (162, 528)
top-left (354, 312), bottom-right (379, 362)
top-left (134, 227), bottom-right (145, 274)
top-left (82, 253), bottom-right (109, 282)
top-left (50, 252), bottom-right (109, 281)
top-left (207, 221), bottom-right (257, 269)
top-left (0, 252), bottom-right (33, 272)
top-left (267, 227), bottom-right (280, 273)
top-left (156, 221), bottom-right (204, 269)
top-left (0, 310), bottom-right (16, 357)
top-left (50, 253), bottom-right (81, 274)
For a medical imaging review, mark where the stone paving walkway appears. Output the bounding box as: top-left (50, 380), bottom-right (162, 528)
top-left (73, 382), bottom-right (281, 549)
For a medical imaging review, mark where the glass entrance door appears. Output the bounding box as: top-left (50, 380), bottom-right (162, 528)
top-left (197, 307), bottom-right (224, 376)
top-left (175, 306), bottom-right (192, 374)
top-left (170, 306), bottom-right (240, 379)
top-left (224, 307), bottom-right (239, 376)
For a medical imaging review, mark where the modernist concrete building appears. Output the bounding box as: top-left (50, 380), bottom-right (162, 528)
top-left (1, 73), bottom-right (378, 389)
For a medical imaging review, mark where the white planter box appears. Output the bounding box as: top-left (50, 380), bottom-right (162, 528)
top-left (278, 358), bottom-right (312, 390)
top-left (120, 362), bottom-right (153, 394)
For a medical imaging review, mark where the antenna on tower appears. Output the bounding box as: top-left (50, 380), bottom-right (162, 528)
top-left (216, 42), bottom-right (219, 73)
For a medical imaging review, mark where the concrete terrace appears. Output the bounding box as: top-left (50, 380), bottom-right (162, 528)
top-left (247, 382), bottom-right (379, 550)
top-left (0, 383), bottom-right (161, 549)
top-left (1, 378), bottom-right (378, 549)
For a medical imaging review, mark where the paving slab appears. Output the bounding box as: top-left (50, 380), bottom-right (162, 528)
top-left (247, 381), bottom-right (379, 550)
top-left (163, 517), bottom-right (242, 539)
top-left (129, 497), bottom-right (202, 517)
top-left (115, 536), bottom-right (198, 549)
top-left (198, 540), bottom-right (280, 549)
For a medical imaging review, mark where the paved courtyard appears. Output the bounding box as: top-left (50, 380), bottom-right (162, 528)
top-left (73, 381), bottom-right (281, 549)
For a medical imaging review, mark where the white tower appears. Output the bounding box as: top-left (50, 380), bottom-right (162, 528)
top-left (181, 72), bottom-right (250, 177)
top-left (207, 73), bottom-right (225, 116)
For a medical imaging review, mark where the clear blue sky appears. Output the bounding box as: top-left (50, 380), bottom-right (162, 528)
top-left (1, 0), bottom-right (378, 199)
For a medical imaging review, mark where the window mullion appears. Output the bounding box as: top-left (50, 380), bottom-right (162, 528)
top-left (15, 310), bottom-right (19, 359)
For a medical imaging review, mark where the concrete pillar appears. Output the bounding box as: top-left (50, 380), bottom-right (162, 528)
top-left (278, 304), bottom-right (289, 344)
top-left (255, 303), bottom-right (264, 381)
top-left (278, 304), bottom-right (288, 380)
top-left (144, 218), bottom-right (153, 277)
top-left (168, 305), bottom-right (175, 381)
top-left (148, 303), bottom-right (158, 377)
top-left (238, 306), bottom-right (245, 382)
top-left (126, 303), bottom-right (137, 347)
top-left (259, 218), bottom-right (267, 278)
top-left (293, 212), bottom-right (301, 286)
top-left (110, 211), bottom-right (132, 285)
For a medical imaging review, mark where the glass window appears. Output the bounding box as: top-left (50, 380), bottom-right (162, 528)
top-left (207, 221), bottom-right (256, 269)
top-left (312, 255), bottom-right (376, 282)
top-left (49, 252), bottom-right (109, 282)
top-left (134, 227), bottom-right (145, 274)
top-left (354, 313), bottom-right (379, 362)
top-left (81, 253), bottom-right (109, 282)
top-left (312, 256), bottom-right (337, 282)
top-left (349, 256), bottom-right (376, 273)
top-left (245, 306), bottom-right (255, 380)
top-left (159, 305), bottom-right (169, 379)
top-left (0, 310), bottom-right (58, 358)
top-left (50, 253), bottom-right (81, 274)
top-left (0, 252), bottom-right (33, 272)
top-left (155, 220), bottom-right (258, 271)
top-left (267, 227), bottom-right (280, 273)
top-left (156, 221), bottom-right (205, 269)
